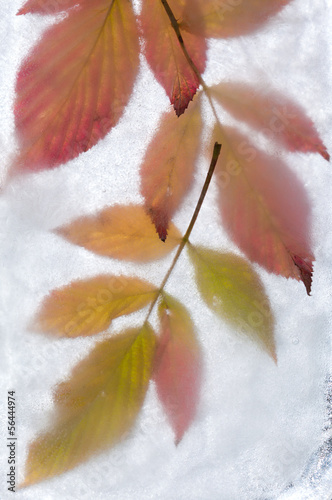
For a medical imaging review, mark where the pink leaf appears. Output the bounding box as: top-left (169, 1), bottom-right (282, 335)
top-left (212, 82), bottom-right (329, 161)
top-left (140, 100), bottom-right (202, 240)
top-left (213, 126), bottom-right (314, 294)
top-left (11, 0), bottom-right (139, 175)
top-left (18, 0), bottom-right (81, 15)
top-left (140, 0), bottom-right (206, 116)
top-left (154, 294), bottom-right (202, 443)
top-left (181, 0), bottom-right (293, 39)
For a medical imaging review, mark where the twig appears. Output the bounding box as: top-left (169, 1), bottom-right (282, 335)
top-left (145, 142), bottom-right (222, 321)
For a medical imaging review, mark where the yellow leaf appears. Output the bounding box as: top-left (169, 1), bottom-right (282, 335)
top-left (33, 275), bottom-right (157, 338)
top-left (188, 245), bottom-right (276, 360)
top-left (57, 204), bottom-right (182, 262)
top-left (22, 325), bottom-right (156, 486)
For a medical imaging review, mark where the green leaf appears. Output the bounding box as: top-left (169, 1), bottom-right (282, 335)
top-left (188, 245), bottom-right (276, 360)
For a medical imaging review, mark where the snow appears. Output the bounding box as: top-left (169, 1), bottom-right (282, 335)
top-left (1, 0), bottom-right (332, 499)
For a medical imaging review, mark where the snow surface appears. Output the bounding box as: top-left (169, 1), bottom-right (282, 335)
top-left (1, 0), bottom-right (332, 499)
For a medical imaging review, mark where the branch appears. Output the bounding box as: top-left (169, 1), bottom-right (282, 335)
top-left (145, 142), bottom-right (222, 321)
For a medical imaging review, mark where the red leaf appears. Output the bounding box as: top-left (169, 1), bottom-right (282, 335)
top-left (154, 295), bottom-right (201, 443)
top-left (12, 0), bottom-right (139, 175)
top-left (291, 254), bottom-right (313, 296)
top-left (140, 0), bottom-right (206, 116)
top-left (18, 0), bottom-right (81, 15)
top-left (213, 126), bottom-right (314, 294)
top-left (140, 100), bottom-right (202, 240)
top-left (181, 0), bottom-right (292, 39)
top-left (212, 82), bottom-right (329, 161)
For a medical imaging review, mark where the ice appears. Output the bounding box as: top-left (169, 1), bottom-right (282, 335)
top-left (1, 0), bottom-right (331, 499)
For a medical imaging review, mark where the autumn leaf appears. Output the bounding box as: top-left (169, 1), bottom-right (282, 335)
top-left (57, 204), bottom-right (181, 262)
top-left (211, 82), bottom-right (329, 161)
top-left (12, 0), bottom-right (139, 175)
top-left (33, 275), bottom-right (157, 338)
top-left (17, 0), bottom-right (80, 15)
top-left (140, 0), bottom-right (206, 116)
top-left (140, 100), bottom-right (202, 240)
top-left (153, 294), bottom-right (201, 443)
top-left (181, 0), bottom-right (292, 39)
top-left (188, 245), bottom-right (276, 360)
top-left (211, 125), bottom-right (314, 294)
top-left (22, 325), bottom-right (156, 486)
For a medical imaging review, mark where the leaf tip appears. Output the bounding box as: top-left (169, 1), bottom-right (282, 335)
top-left (172, 89), bottom-right (197, 117)
top-left (174, 106), bottom-right (185, 118)
top-left (320, 148), bottom-right (330, 162)
top-left (157, 225), bottom-right (168, 242)
top-left (271, 349), bottom-right (278, 365)
top-left (292, 254), bottom-right (313, 296)
top-left (147, 207), bottom-right (169, 242)
top-left (174, 434), bottom-right (182, 446)
top-left (54, 225), bottom-right (68, 240)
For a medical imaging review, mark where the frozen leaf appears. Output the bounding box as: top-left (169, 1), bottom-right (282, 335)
top-left (33, 275), bottom-right (157, 337)
top-left (12, 0), bottom-right (139, 175)
top-left (140, 101), bottom-right (202, 240)
top-left (154, 294), bottom-right (201, 443)
top-left (140, 0), bottom-right (206, 116)
top-left (181, 0), bottom-right (292, 39)
top-left (212, 82), bottom-right (329, 161)
top-left (57, 204), bottom-right (182, 262)
top-left (188, 245), bottom-right (276, 360)
top-left (18, 0), bottom-right (81, 15)
top-left (212, 126), bottom-right (314, 294)
top-left (22, 325), bottom-right (156, 486)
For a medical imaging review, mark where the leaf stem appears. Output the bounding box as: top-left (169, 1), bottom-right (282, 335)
top-left (145, 142), bottom-right (222, 321)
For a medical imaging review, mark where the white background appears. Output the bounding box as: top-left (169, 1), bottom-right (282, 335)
top-left (1, 0), bottom-right (332, 499)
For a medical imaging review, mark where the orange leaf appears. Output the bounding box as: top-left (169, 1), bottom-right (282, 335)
top-left (181, 0), bottom-right (292, 39)
top-left (17, 0), bottom-right (80, 15)
top-left (188, 245), bottom-right (276, 360)
top-left (212, 126), bottom-right (314, 294)
top-left (140, 101), bottom-right (202, 240)
top-left (22, 325), bottom-right (156, 486)
top-left (57, 204), bottom-right (182, 262)
top-left (33, 275), bottom-right (157, 337)
top-left (153, 294), bottom-right (202, 443)
top-left (140, 0), bottom-right (206, 116)
top-left (212, 82), bottom-right (329, 161)
top-left (12, 0), bottom-right (139, 175)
